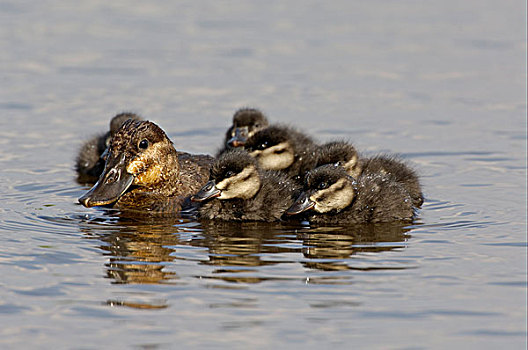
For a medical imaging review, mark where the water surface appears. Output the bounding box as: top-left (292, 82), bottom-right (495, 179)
top-left (0, 1), bottom-right (526, 349)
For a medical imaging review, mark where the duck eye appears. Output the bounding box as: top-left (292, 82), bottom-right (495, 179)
top-left (225, 170), bottom-right (235, 178)
top-left (318, 182), bottom-right (328, 190)
top-left (259, 142), bottom-right (268, 150)
top-left (138, 139), bottom-right (149, 150)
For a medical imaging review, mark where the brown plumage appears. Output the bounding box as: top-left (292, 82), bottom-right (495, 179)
top-left (286, 165), bottom-right (415, 224)
top-left (192, 149), bottom-right (300, 222)
top-left (76, 112), bottom-right (142, 183)
top-left (78, 120), bottom-right (213, 215)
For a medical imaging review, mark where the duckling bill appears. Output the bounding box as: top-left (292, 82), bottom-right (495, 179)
top-left (79, 119), bottom-right (213, 215)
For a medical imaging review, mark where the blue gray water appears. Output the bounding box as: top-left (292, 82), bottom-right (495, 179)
top-left (1, 1), bottom-right (526, 349)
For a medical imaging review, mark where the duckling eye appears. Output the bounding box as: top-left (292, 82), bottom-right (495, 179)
top-left (138, 139), bottom-right (149, 150)
top-left (318, 182), bottom-right (328, 190)
top-left (225, 170), bottom-right (235, 178)
top-left (258, 141), bottom-right (268, 150)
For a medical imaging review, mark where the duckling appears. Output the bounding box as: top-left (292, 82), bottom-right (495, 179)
top-left (78, 119), bottom-right (213, 215)
top-left (191, 149), bottom-right (299, 222)
top-left (286, 165), bottom-right (415, 224)
top-left (216, 108), bottom-right (269, 155)
top-left (244, 125), bottom-right (318, 180)
top-left (76, 112), bottom-right (142, 183)
top-left (315, 141), bottom-right (423, 208)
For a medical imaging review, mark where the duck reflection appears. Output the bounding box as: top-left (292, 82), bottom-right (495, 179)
top-left (79, 212), bottom-right (413, 286)
top-left (299, 223), bottom-right (411, 271)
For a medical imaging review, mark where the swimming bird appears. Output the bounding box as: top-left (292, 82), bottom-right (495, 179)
top-left (78, 119), bottom-right (213, 215)
top-left (286, 164), bottom-right (415, 224)
top-left (314, 141), bottom-right (423, 207)
top-left (191, 149), bottom-right (300, 222)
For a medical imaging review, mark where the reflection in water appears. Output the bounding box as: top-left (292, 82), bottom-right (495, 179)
top-left (79, 213), bottom-right (413, 286)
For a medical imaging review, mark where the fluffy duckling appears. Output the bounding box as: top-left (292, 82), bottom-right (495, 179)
top-left (244, 125), bottom-right (318, 180)
top-left (191, 149), bottom-right (299, 222)
top-left (286, 165), bottom-right (415, 224)
top-left (78, 120), bottom-right (213, 215)
top-left (76, 112), bottom-right (142, 183)
top-left (315, 141), bottom-right (423, 208)
top-left (217, 108), bottom-right (269, 155)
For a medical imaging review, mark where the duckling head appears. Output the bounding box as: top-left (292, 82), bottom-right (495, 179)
top-left (317, 141), bottom-right (361, 178)
top-left (286, 165), bottom-right (356, 215)
top-left (226, 108), bottom-right (269, 148)
top-left (79, 120), bottom-right (178, 207)
top-left (192, 149), bottom-right (261, 202)
top-left (244, 126), bottom-right (296, 171)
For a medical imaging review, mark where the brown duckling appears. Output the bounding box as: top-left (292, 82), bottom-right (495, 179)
top-left (244, 124), bottom-right (318, 180)
top-left (78, 120), bottom-right (213, 215)
top-left (286, 165), bottom-right (415, 224)
top-left (216, 108), bottom-right (269, 155)
top-left (315, 141), bottom-right (423, 208)
top-left (76, 112), bottom-right (142, 183)
top-left (191, 149), bottom-right (299, 222)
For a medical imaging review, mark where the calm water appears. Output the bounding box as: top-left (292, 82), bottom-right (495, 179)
top-left (1, 1), bottom-right (526, 349)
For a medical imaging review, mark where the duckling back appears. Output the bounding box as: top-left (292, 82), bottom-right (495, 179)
top-left (359, 155), bottom-right (424, 208)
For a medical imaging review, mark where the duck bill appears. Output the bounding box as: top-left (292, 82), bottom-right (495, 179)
top-left (286, 192), bottom-right (315, 215)
top-left (78, 155), bottom-right (134, 208)
top-left (191, 180), bottom-right (221, 202)
top-left (227, 127), bottom-right (249, 147)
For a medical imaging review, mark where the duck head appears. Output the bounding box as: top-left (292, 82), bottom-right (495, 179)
top-left (192, 149), bottom-right (261, 202)
top-left (79, 119), bottom-right (178, 207)
top-left (286, 165), bottom-right (356, 215)
top-left (225, 108), bottom-right (269, 148)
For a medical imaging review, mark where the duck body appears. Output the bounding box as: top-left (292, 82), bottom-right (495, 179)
top-left (78, 120), bottom-right (213, 216)
top-left (286, 165), bottom-right (415, 224)
top-left (192, 150), bottom-right (300, 222)
top-left (76, 112), bottom-right (142, 183)
top-left (216, 108), bottom-right (269, 156)
top-left (358, 155), bottom-right (423, 208)
top-left (314, 141), bottom-right (423, 208)
top-left (244, 124), bottom-right (318, 181)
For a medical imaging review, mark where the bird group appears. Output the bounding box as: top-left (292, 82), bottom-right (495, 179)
top-left (77, 108), bottom-right (423, 224)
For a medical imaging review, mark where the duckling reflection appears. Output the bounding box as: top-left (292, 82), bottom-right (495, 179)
top-left (78, 213), bottom-right (415, 286)
top-left (217, 108), bottom-right (270, 155)
top-left (76, 112), bottom-right (142, 184)
top-left (298, 223), bottom-right (411, 272)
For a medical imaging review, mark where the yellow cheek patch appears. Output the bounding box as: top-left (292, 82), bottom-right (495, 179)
top-left (127, 160), bottom-right (146, 176)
